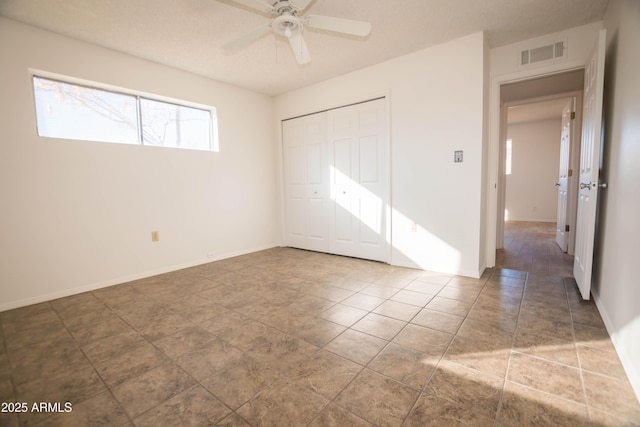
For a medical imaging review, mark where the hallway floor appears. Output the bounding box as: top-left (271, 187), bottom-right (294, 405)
top-left (1, 221), bottom-right (639, 426)
top-left (496, 220), bottom-right (575, 276)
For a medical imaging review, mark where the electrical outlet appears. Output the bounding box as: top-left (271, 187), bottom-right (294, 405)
top-left (454, 150), bottom-right (463, 163)
top-left (151, 231), bottom-right (159, 242)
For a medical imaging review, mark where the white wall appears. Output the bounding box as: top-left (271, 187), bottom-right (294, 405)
top-left (506, 119), bottom-right (561, 222)
top-left (595, 0), bottom-right (640, 400)
top-left (275, 32), bottom-right (488, 278)
top-left (0, 19), bottom-right (279, 311)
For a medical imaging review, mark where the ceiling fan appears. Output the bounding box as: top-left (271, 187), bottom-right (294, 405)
top-left (221, 0), bottom-right (372, 65)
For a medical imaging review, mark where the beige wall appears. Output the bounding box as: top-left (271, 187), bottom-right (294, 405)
top-left (506, 119), bottom-right (562, 222)
top-left (0, 19), bottom-right (279, 310)
top-left (596, 0), bottom-right (640, 400)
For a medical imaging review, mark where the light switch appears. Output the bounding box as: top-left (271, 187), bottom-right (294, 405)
top-left (454, 150), bottom-right (463, 163)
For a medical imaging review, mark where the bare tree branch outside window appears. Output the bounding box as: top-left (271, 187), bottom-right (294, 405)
top-left (33, 76), bottom-right (212, 151)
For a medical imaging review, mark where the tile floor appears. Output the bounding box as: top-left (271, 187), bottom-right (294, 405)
top-left (1, 221), bottom-right (639, 426)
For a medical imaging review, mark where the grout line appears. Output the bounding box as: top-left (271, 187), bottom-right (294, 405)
top-left (4, 237), bottom-right (630, 426)
top-left (399, 272), bottom-right (496, 425)
top-left (51, 301), bottom-right (136, 427)
top-left (493, 269), bottom-right (527, 427)
top-left (563, 275), bottom-right (593, 422)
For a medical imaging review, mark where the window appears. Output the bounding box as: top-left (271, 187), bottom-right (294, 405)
top-left (140, 98), bottom-right (212, 150)
top-left (505, 138), bottom-right (513, 175)
top-left (32, 75), bottom-right (218, 151)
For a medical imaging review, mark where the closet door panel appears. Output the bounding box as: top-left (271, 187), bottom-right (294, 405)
top-left (327, 98), bottom-right (389, 262)
top-left (282, 112), bottom-right (329, 252)
top-left (282, 98), bottom-right (389, 262)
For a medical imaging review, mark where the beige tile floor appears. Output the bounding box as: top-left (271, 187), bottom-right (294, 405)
top-left (1, 221), bottom-right (639, 426)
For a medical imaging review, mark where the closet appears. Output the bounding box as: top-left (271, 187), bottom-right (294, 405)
top-left (282, 97), bottom-right (390, 262)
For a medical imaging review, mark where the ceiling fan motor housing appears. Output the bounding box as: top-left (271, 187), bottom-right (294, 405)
top-left (272, 4), bottom-right (302, 38)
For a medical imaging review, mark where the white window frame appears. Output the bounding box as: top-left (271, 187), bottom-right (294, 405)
top-left (30, 70), bottom-right (219, 152)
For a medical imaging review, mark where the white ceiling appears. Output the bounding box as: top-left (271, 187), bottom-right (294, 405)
top-left (0, 0), bottom-right (609, 96)
top-left (507, 98), bottom-right (572, 124)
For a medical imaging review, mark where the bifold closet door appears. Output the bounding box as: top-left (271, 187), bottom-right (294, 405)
top-left (282, 98), bottom-right (389, 262)
top-left (328, 98), bottom-right (389, 262)
top-left (282, 112), bottom-right (330, 252)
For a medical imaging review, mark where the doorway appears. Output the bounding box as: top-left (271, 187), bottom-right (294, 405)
top-left (496, 70), bottom-right (584, 259)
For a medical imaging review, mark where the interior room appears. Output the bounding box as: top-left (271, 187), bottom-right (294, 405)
top-left (1, 0), bottom-right (639, 425)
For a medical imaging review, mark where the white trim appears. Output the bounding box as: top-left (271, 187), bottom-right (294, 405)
top-left (487, 62), bottom-right (590, 268)
top-left (28, 68), bottom-right (219, 152)
top-left (280, 90), bottom-right (391, 124)
top-left (390, 258), bottom-right (483, 279)
top-left (593, 290), bottom-right (640, 402)
top-left (28, 68), bottom-right (216, 112)
top-left (279, 90), bottom-right (392, 264)
top-left (0, 244), bottom-right (278, 312)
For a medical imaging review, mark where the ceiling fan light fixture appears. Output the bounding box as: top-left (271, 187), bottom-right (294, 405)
top-left (273, 14), bottom-right (300, 38)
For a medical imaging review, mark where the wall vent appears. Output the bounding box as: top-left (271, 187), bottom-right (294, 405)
top-left (520, 41), bottom-right (566, 66)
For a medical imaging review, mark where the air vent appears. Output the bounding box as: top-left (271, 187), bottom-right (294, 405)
top-left (520, 41), bottom-right (566, 66)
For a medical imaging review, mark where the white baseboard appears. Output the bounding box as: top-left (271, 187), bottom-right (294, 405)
top-left (0, 243), bottom-right (278, 313)
top-left (389, 258), bottom-right (483, 279)
top-left (593, 290), bottom-right (640, 403)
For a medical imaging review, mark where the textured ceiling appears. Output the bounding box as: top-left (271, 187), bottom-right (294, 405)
top-left (0, 0), bottom-right (609, 96)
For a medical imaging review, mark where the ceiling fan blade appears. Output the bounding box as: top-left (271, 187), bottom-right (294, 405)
top-left (305, 15), bottom-right (372, 37)
top-left (222, 24), bottom-right (271, 51)
top-left (290, 0), bottom-right (314, 12)
top-left (226, 0), bottom-right (273, 13)
top-left (288, 32), bottom-right (311, 65)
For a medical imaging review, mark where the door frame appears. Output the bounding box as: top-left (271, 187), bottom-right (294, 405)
top-left (487, 64), bottom-right (591, 268)
top-left (497, 90), bottom-right (583, 253)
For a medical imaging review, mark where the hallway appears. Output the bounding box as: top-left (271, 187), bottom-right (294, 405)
top-left (496, 220), bottom-right (574, 276)
top-left (495, 220), bottom-right (640, 423)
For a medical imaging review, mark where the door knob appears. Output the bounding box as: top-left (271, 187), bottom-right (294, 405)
top-left (554, 182), bottom-right (561, 186)
top-left (580, 181), bottom-right (608, 190)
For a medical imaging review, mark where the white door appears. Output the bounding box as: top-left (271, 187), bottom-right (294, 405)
top-left (573, 29), bottom-right (606, 300)
top-left (282, 112), bottom-right (330, 252)
top-left (328, 99), bottom-right (390, 262)
top-left (555, 99), bottom-right (574, 252)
